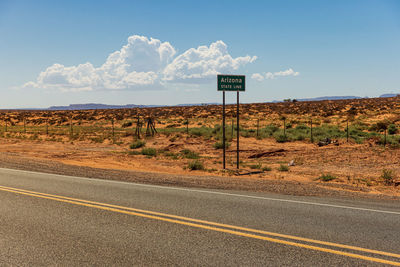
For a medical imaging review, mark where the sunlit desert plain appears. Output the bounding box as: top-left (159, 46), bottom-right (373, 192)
top-left (0, 96), bottom-right (399, 197)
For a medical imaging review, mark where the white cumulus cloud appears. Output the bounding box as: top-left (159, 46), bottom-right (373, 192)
top-left (23, 35), bottom-right (256, 91)
top-left (251, 68), bottom-right (300, 81)
top-left (163, 40), bottom-right (256, 83)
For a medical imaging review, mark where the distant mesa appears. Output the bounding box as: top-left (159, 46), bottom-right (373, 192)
top-left (47, 103), bottom-right (219, 110)
top-left (34, 94), bottom-right (400, 111)
top-left (48, 103), bottom-right (152, 110)
top-left (283, 94), bottom-right (399, 103)
top-left (296, 96), bottom-right (362, 102)
top-left (379, 93), bottom-right (399, 98)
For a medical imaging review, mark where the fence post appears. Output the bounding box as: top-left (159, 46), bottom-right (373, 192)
top-left (384, 129), bottom-right (387, 147)
top-left (256, 118), bottom-right (259, 138)
top-left (310, 119), bottom-right (313, 143)
top-left (283, 118), bottom-right (286, 137)
top-left (5, 121), bottom-right (7, 132)
top-left (346, 119), bottom-right (349, 142)
top-left (186, 118), bottom-right (189, 134)
top-left (46, 119), bottom-right (49, 135)
top-left (111, 118), bottom-right (115, 138)
top-left (70, 117), bottom-right (73, 138)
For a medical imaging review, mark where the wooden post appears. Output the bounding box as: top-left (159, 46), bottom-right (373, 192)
top-left (70, 117), bottom-right (73, 138)
top-left (283, 118), bottom-right (286, 137)
top-left (135, 116), bottom-right (141, 139)
top-left (186, 118), bottom-right (189, 134)
top-left (346, 119), bottom-right (349, 142)
top-left (5, 121), bottom-right (7, 132)
top-left (310, 119), bottom-right (313, 143)
top-left (23, 116), bottom-right (26, 134)
top-left (46, 119), bottom-right (49, 135)
top-left (384, 129), bottom-right (387, 147)
top-left (111, 118), bottom-right (115, 138)
top-left (256, 119), bottom-right (259, 138)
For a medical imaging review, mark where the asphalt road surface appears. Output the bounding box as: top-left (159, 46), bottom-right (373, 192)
top-left (0, 168), bottom-right (399, 266)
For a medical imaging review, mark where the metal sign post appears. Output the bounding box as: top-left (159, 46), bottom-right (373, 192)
top-left (217, 74), bottom-right (245, 170)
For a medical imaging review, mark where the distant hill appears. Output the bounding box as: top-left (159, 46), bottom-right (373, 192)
top-left (48, 103), bottom-right (160, 110)
top-left (47, 103), bottom-right (218, 110)
top-left (296, 96), bottom-right (362, 102)
top-left (379, 93), bottom-right (399, 98)
top-left (34, 94), bottom-right (400, 111)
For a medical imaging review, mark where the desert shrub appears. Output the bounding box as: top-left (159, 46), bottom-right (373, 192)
top-left (164, 152), bottom-right (179, 159)
top-left (376, 120), bottom-right (389, 132)
top-left (262, 124), bottom-right (279, 137)
top-left (241, 131), bottom-right (251, 138)
top-left (141, 148), bottom-right (157, 157)
top-left (388, 124), bottom-right (398, 135)
top-left (181, 149), bottom-right (199, 159)
top-left (130, 140), bottom-right (146, 149)
top-left (213, 141), bottom-right (231, 149)
top-left (190, 127), bottom-right (212, 137)
top-left (296, 124), bottom-right (308, 130)
top-left (262, 166), bottom-right (272, 172)
top-left (317, 174), bottom-right (337, 182)
top-left (212, 124), bottom-right (222, 134)
top-left (278, 164), bottom-right (289, 172)
top-left (382, 169), bottom-right (395, 185)
top-left (187, 160), bottom-right (205, 170)
top-left (166, 123), bottom-right (180, 128)
top-left (274, 133), bottom-right (288, 143)
top-left (248, 163), bottom-right (262, 169)
top-left (121, 121), bottom-right (133, 128)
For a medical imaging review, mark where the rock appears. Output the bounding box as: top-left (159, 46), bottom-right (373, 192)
top-left (288, 160), bottom-right (295, 166)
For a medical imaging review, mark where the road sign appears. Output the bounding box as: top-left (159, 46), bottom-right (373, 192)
top-left (218, 74), bottom-right (246, 170)
top-left (217, 75), bottom-right (245, 91)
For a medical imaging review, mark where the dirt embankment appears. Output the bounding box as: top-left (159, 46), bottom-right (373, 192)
top-left (0, 137), bottom-right (398, 200)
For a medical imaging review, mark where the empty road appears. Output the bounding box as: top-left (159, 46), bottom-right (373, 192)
top-left (0, 168), bottom-right (399, 266)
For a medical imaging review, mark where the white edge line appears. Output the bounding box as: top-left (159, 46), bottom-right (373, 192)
top-left (1, 167), bottom-right (399, 215)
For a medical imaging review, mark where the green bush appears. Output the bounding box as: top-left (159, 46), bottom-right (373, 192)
top-left (187, 160), bottom-right (205, 170)
top-left (296, 124), bottom-right (308, 130)
top-left (190, 127), bottom-right (212, 137)
top-left (141, 148), bottom-right (157, 157)
top-left (130, 140), bottom-right (146, 149)
top-left (388, 124), bottom-right (398, 135)
top-left (248, 163), bottom-right (262, 169)
top-left (274, 133), bottom-right (288, 143)
top-left (164, 152), bottom-right (179, 160)
top-left (382, 169), bottom-right (395, 185)
top-left (121, 121), bottom-right (133, 128)
top-left (317, 174), bottom-right (337, 182)
top-left (214, 141), bottom-right (231, 149)
top-left (262, 166), bottom-right (272, 172)
top-left (181, 149), bottom-right (199, 159)
top-left (278, 164), bottom-right (289, 172)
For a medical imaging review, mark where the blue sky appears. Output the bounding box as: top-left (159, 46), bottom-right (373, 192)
top-left (0, 0), bottom-right (399, 108)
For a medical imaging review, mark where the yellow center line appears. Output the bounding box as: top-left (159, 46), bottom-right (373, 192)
top-left (1, 185), bottom-right (399, 266)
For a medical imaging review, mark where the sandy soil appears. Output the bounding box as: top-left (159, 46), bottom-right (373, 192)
top-left (0, 134), bottom-right (398, 199)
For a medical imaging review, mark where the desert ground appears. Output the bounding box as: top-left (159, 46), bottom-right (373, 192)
top-left (0, 96), bottom-right (399, 197)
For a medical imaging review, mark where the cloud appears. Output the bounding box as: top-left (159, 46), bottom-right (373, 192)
top-left (162, 40), bottom-right (256, 83)
top-left (251, 68), bottom-right (300, 81)
top-left (23, 35), bottom-right (256, 91)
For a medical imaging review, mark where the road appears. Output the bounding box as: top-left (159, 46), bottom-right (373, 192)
top-left (0, 168), bottom-right (399, 266)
